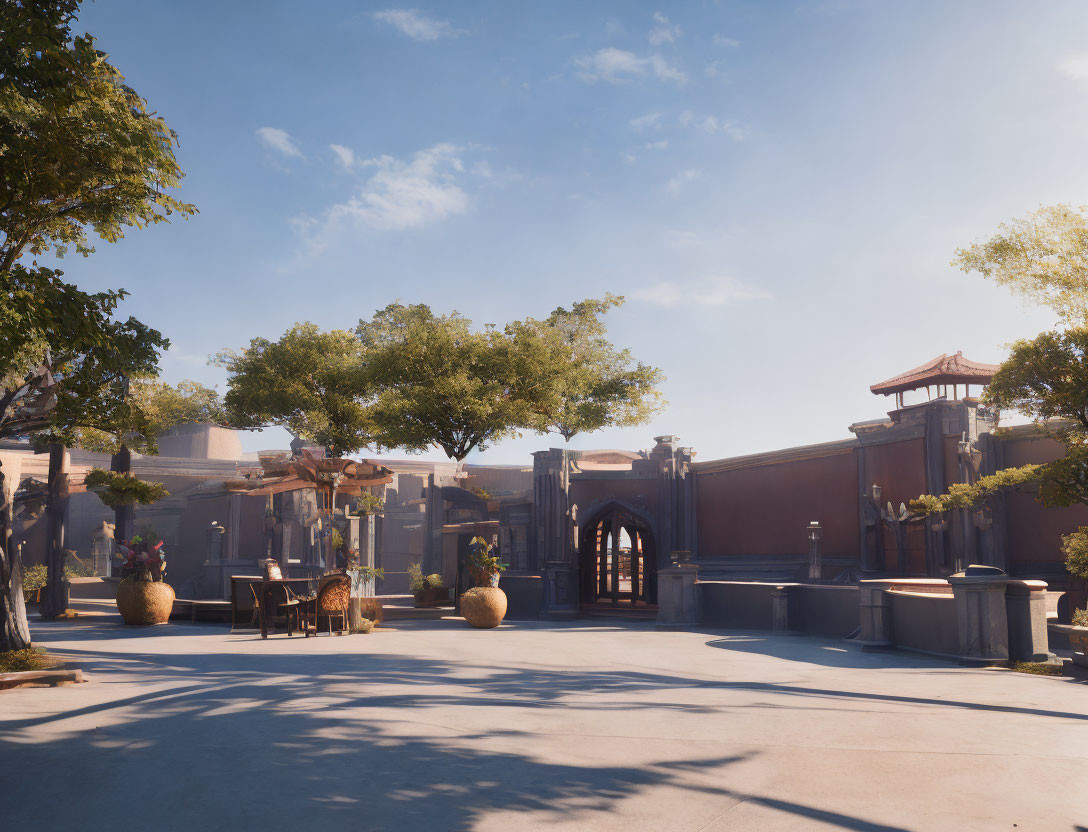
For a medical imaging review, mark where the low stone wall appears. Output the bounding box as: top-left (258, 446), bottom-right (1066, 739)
top-left (888, 591), bottom-right (959, 657)
top-left (791, 584), bottom-right (860, 637)
top-left (698, 581), bottom-right (780, 629)
top-left (501, 574), bottom-right (544, 619)
top-left (696, 581), bottom-right (859, 636)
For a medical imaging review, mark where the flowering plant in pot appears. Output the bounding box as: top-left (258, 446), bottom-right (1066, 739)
top-left (114, 535), bottom-right (174, 625)
top-left (468, 536), bottom-right (508, 588)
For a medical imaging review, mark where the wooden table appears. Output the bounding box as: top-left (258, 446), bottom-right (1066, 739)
top-left (230, 576), bottom-right (314, 637)
top-left (258, 578), bottom-right (314, 639)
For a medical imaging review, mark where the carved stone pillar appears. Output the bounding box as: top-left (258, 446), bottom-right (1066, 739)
top-left (533, 448), bottom-right (579, 614)
top-left (649, 436), bottom-right (696, 566)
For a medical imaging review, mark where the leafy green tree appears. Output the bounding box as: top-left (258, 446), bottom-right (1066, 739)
top-left (217, 324), bottom-right (372, 457)
top-left (954, 204), bottom-right (1088, 325)
top-left (0, 0), bottom-right (194, 647)
top-left (357, 304), bottom-right (541, 461)
top-left (0, 0), bottom-right (195, 271)
top-left (507, 295), bottom-right (663, 441)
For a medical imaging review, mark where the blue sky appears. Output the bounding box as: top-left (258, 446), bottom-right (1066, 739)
top-left (63, 1), bottom-right (1088, 463)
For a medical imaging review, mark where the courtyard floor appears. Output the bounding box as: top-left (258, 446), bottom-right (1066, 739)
top-left (2, 616), bottom-right (1087, 831)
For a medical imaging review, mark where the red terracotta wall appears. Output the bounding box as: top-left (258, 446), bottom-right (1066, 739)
top-left (1002, 434), bottom-right (1088, 568)
top-left (696, 451), bottom-right (859, 557)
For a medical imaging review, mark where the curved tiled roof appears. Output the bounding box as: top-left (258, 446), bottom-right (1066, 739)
top-left (870, 351), bottom-right (1000, 395)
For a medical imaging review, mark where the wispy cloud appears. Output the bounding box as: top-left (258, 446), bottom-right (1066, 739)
top-left (293, 144), bottom-right (471, 255)
top-left (713, 34), bottom-right (741, 48)
top-left (644, 140), bottom-right (669, 150)
top-left (256, 127), bottom-right (303, 158)
top-left (633, 275), bottom-right (773, 308)
top-left (666, 168), bottom-right (700, 195)
top-left (630, 112), bottom-right (663, 131)
top-left (648, 12), bottom-right (681, 46)
top-left (372, 9), bottom-right (460, 41)
top-left (1058, 54), bottom-right (1088, 87)
top-left (679, 111), bottom-right (749, 141)
top-left (330, 144), bottom-right (355, 168)
top-left (575, 48), bottom-right (686, 85)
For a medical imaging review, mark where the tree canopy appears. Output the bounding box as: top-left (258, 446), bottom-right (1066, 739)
top-left (357, 303), bottom-right (541, 461)
top-left (217, 324), bottom-right (371, 457)
top-left (507, 295), bottom-right (663, 441)
top-left (0, 266), bottom-right (168, 442)
top-left (954, 204), bottom-right (1088, 325)
top-left (69, 378), bottom-right (226, 455)
top-left (221, 298), bottom-right (664, 463)
top-left (0, 0), bottom-right (195, 270)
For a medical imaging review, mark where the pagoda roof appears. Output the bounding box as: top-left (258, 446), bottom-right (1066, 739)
top-left (870, 351), bottom-right (1000, 396)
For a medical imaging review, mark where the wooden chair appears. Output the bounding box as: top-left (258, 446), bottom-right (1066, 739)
top-left (250, 582), bottom-right (305, 637)
top-left (312, 574), bottom-right (350, 636)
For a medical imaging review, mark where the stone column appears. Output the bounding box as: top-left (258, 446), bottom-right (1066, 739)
top-left (650, 437), bottom-right (696, 563)
top-left (948, 573), bottom-right (1010, 662)
top-left (656, 556), bottom-right (698, 628)
top-left (533, 448), bottom-right (579, 615)
top-left (772, 585), bottom-right (791, 632)
top-left (423, 473), bottom-right (443, 575)
top-left (1005, 580), bottom-right (1050, 662)
top-left (858, 580), bottom-right (893, 648)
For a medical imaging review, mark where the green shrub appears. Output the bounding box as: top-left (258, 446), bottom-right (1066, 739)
top-left (22, 564), bottom-right (47, 602)
top-left (407, 562), bottom-right (425, 593)
top-left (1062, 527), bottom-right (1088, 580)
top-left (357, 618), bottom-right (375, 634)
top-left (425, 573), bottom-right (444, 589)
top-left (1073, 608), bottom-right (1088, 627)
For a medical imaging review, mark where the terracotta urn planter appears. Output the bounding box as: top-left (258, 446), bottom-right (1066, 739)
top-left (460, 587), bottom-right (507, 629)
top-left (116, 577), bottom-right (175, 625)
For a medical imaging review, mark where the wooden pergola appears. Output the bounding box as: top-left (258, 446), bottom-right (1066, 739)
top-left (223, 452), bottom-right (393, 570)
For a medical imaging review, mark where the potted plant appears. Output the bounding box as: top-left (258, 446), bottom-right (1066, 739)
top-left (467, 536), bottom-right (508, 587)
top-left (409, 562), bottom-right (449, 607)
top-left (114, 535), bottom-right (175, 625)
top-left (460, 537), bottom-right (508, 629)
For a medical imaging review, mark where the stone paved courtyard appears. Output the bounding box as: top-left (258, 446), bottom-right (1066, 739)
top-left (2, 618), bottom-right (1087, 831)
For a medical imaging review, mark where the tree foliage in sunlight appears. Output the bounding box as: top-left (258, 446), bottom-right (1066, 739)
top-left (0, 0), bottom-right (196, 270)
top-left (505, 295), bottom-right (664, 442)
top-left (954, 204), bottom-right (1088, 325)
top-left (216, 324), bottom-right (372, 457)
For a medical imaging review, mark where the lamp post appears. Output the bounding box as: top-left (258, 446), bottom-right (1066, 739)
top-left (807, 521), bottom-right (823, 581)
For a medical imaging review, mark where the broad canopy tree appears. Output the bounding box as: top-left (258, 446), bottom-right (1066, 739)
top-left (0, 0), bottom-right (194, 649)
top-left (217, 324), bottom-right (372, 458)
top-left (221, 297), bottom-right (664, 463)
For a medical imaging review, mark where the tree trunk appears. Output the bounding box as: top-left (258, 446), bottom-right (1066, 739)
top-left (111, 444), bottom-right (134, 542)
top-left (40, 443), bottom-right (70, 620)
top-left (0, 455), bottom-right (31, 651)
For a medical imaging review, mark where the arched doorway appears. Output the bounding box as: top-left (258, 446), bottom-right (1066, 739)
top-left (578, 506), bottom-right (657, 609)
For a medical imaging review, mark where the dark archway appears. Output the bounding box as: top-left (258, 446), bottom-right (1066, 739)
top-left (578, 505), bottom-right (657, 609)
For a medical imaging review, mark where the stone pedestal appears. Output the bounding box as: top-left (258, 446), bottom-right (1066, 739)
top-left (1005, 580), bottom-right (1050, 662)
top-left (542, 561), bottom-right (578, 616)
top-left (858, 580), bottom-right (893, 648)
top-left (949, 574), bottom-right (1010, 662)
top-left (657, 563), bottom-right (699, 628)
top-left (772, 585), bottom-right (790, 632)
